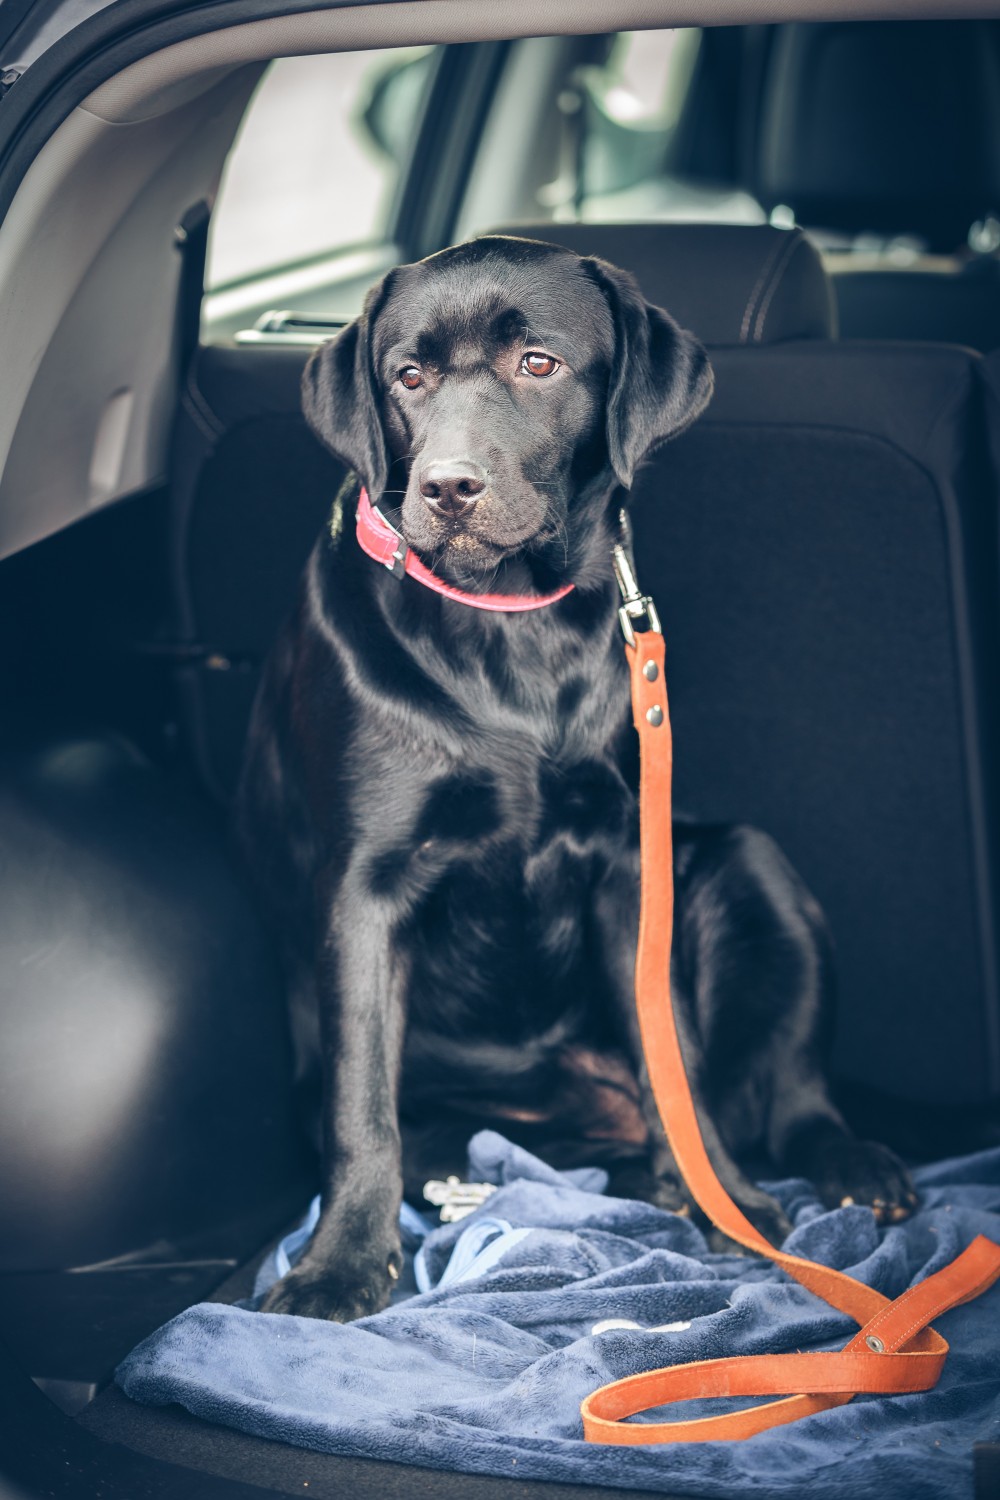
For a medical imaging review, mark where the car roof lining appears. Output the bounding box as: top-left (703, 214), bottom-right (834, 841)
top-left (33, 0), bottom-right (1000, 124)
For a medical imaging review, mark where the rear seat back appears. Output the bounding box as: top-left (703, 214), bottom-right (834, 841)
top-left (168, 227), bottom-right (828, 797)
top-left (170, 345), bottom-right (346, 799)
top-left (645, 338), bottom-right (999, 1108)
top-left (170, 223), bottom-right (1000, 1109)
top-left (492, 223), bottom-right (1000, 1109)
top-left (753, 21), bottom-right (1000, 350)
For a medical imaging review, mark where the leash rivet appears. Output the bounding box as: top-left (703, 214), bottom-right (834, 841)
top-left (642, 661), bottom-right (659, 682)
top-left (865, 1334), bottom-right (885, 1353)
top-left (646, 706), bottom-right (664, 727)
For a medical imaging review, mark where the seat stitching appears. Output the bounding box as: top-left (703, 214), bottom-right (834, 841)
top-left (184, 364), bottom-right (225, 441)
top-left (180, 386), bottom-right (221, 445)
top-left (739, 235), bottom-right (792, 343)
top-left (753, 235), bottom-right (804, 343)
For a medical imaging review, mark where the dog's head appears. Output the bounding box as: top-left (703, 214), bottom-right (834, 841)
top-left (303, 236), bottom-right (712, 583)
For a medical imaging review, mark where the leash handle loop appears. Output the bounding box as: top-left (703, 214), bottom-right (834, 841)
top-left (581, 625), bottom-right (1000, 1445)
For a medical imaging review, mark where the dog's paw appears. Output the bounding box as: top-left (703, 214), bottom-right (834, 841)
top-left (607, 1163), bottom-right (792, 1250)
top-left (606, 1162), bottom-right (693, 1215)
top-left (810, 1137), bottom-right (919, 1224)
top-left (722, 1184), bottom-right (794, 1250)
top-left (260, 1245), bottom-right (403, 1322)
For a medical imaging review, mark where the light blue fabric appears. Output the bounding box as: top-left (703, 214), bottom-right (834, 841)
top-left (117, 1133), bottom-right (1000, 1498)
top-left (414, 1217), bottom-right (533, 1294)
top-left (255, 1191), bottom-right (532, 1299)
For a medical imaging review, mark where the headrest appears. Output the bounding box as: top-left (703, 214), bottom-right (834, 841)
top-left (484, 223), bottom-right (835, 346)
top-left (755, 21), bottom-right (1000, 252)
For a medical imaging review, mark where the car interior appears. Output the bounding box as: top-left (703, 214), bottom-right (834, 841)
top-left (1, 7), bottom-right (1000, 1498)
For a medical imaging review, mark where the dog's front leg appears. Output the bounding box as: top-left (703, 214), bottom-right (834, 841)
top-left (261, 873), bottom-right (408, 1322)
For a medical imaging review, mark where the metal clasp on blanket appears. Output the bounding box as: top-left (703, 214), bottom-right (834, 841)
top-left (612, 512), bottom-right (661, 647)
top-left (423, 1176), bottom-right (497, 1223)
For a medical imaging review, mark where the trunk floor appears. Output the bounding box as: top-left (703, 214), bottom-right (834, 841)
top-left (74, 1228), bottom-right (682, 1500)
top-left (78, 1383), bottom-right (676, 1500)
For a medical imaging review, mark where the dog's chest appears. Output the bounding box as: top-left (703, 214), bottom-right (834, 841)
top-left (402, 743), bottom-right (636, 1044)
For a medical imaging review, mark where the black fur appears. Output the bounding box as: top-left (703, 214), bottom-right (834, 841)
top-left (238, 236), bottom-right (915, 1321)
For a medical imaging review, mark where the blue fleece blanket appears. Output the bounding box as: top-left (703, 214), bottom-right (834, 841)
top-left (116, 1134), bottom-right (1000, 1498)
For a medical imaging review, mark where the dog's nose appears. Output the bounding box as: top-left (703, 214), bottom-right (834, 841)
top-left (419, 461), bottom-right (486, 518)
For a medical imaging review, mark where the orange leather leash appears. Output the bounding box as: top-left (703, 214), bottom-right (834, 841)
top-left (581, 581), bottom-right (1000, 1445)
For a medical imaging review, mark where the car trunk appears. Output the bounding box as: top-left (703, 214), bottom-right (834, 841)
top-left (1, 3), bottom-right (999, 1497)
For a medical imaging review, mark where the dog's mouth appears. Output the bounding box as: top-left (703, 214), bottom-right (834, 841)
top-left (386, 463), bottom-right (570, 587)
top-left (441, 530), bottom-right (487, 554)
top-left (398, 503), bottom-right (550, 568)
top-left (420, 525), bottom-right (509, 580)
top-left (420, 518), bottom-right (564, 586)
top-left (440, 540), bottom-right (485, 564)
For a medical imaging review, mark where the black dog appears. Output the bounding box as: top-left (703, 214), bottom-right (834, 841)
top-left (237, 236), bottom-right (915, 1322)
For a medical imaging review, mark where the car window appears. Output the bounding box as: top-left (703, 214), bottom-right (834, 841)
top-left (577, 29), bottom-right (703, 201)
top-left (206, 46), bottom-right (437, 291)
top-left (577, 29), bottom-right (763, 225)
top-left (459, 29), bottom-right (763, 236)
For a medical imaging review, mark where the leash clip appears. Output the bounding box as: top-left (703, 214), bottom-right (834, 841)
top-left (613, 529), bottom-right (661, 647)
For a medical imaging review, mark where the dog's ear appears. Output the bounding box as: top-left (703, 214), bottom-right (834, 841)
top-left (584, 257), bottom-right (713, 489)
top-left (301, 271), bottom-right (396, 501)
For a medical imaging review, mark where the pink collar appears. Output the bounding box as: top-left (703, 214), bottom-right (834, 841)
top-left (354, 488), bottom-right (575, 613)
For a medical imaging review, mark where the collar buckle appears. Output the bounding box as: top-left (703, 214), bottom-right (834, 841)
top-left (372, 505), bottom-right (408, 579)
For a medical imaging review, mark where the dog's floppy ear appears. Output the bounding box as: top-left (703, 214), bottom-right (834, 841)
top-left (584, 257), bottom-right (713, 489)
top-left (301, 270), bottom-right (396, 501)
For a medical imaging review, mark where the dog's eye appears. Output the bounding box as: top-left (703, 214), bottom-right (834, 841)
top-left (521, 353), bottom-right (558, 378)
top-left (398, 367), bottom-right (423, 390)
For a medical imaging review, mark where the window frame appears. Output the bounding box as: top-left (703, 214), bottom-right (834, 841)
top-left (201, 38), bottom-right (512, 342)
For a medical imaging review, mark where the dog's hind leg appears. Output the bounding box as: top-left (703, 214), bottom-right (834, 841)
top-left (682, 823), bottom-right (917, 1226)
top-left (592, 849), bottom-right (794, 1248)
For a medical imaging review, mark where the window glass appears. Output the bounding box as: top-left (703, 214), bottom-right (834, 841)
top-left (207, 47), bottom-right (436, 290)
top-left (460, 30), bottom-right (762, 236)
top-left (573, 30), bottom-right (762, 225)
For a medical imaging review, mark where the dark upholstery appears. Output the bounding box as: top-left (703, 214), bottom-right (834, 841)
top-left (753, 20), bottom-right (1000, 350)
top-left (983, 348), bottom-right (1000, 475)
top-left (629, 341), bottom-right (1000, 1107)
top-left (171, 221), bottom-right (835, 796)
top-left (488, 223), bottom-right (835, 345)
top-left (171, 346), bottom-right (345, 799)
top-left (833, 261), bottom-right (1000, 354)
top-left (755, 21), bottom-right (1000, 251)
top-left (0, 733), bottom-right (311, 1272)
top-left (168, 226), bottom-right (1000, 1110)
